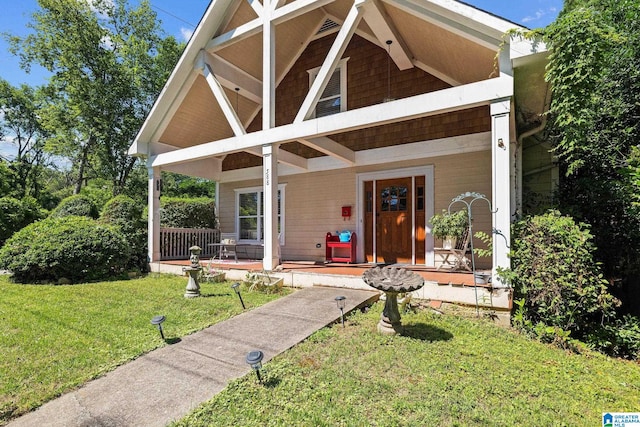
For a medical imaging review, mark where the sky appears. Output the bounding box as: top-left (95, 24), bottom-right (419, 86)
top-left (0, 0), bottom-right (562, 159)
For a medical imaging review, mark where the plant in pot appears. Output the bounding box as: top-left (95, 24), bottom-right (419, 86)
top-left (430, 209), bottom-right (468, 249)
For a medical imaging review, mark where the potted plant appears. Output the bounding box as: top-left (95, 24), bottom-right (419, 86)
top-left (202, 258), bottom-right (226, 282)
top-left (430, 209), bottom-right (468, 249)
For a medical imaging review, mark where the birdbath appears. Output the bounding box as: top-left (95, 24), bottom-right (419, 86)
top-left (362, 267), bottom-right (425, 335)
top-left (183, 245), bottom-right (202, 298)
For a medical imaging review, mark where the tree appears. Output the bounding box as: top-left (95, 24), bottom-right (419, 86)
top-left (0, 79), bottom-right (51, 199)
top-left (543, 0), bottom-right (640, 312)
top-left (7, 0), bottom-right (183, 196)
top-left (160, 172), bottom-right (217, 199)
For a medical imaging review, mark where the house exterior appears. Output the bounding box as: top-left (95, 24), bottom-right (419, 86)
top-left (129, 0), bottom-right (551, 298)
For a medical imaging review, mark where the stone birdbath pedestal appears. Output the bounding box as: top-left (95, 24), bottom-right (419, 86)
top-left (183, 245), bottom-right (202, 298)
top-left (362, 267), bottom-right (425, 335)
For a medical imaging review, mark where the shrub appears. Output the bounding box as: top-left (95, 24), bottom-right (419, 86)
top-left (100, 195), bottom-right (144, 230)
top-left (100, 195), bottom-right (147, 271)
top-left (585, 314), bottom-right (640, 360)
top-left (160, 197), bottom-right (216, 228)
top-left (0, 216), bottom-right (130, 283)
top-left (502, 210), bottom-right (619, 341)
top-left (0, 196), bottom-right (46, 246)
top-left (49, 194), bottom-right (100, 219)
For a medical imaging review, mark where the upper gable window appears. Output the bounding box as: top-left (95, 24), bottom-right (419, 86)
top-left (308, 58), bottom-right (348, 118)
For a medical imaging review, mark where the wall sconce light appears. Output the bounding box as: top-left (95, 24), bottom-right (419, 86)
top-left (246, 350), bottom-right (264, 383)
top-left (151, 315), bottom-right (166, 340)
top-left (335, 295), bottom-right (346, 328)
top-left (231, 282), bottom-right (246, 309)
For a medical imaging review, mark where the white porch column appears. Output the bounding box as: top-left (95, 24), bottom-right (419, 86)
top-left (261, 2), bottom-right (278, 270)
top-left (491, 99), bottom-right (512, 287)
top-left (262, 144), bottom-right (280, 270)
top-left (148, 166), bottom-right (161, 263)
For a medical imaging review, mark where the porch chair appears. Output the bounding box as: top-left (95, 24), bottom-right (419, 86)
top-left (436, 226), bottom-right (472, 271)
top-left (219, 232), bottom-right (238, 262)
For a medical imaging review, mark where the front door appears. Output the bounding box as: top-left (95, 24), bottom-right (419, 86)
top-left (374, 178), bottom-right (412, 264)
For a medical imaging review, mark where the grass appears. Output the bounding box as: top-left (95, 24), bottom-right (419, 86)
top-left (173, 304), bottom-right (640, 427)
top-left (0, 274), bottom-right (287, 424)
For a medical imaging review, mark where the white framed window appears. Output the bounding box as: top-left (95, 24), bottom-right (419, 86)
top-left (308, 58), bottom-right (348, 118)
top-left (235, 184), bottom-right (286, 244)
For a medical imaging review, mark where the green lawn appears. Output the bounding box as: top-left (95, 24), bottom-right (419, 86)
top-left (0, 274), bottom-right (286, 424)
top-left (173, 305), bottom-right (640, 427)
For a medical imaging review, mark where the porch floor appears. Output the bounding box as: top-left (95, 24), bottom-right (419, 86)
top-left (160, 258), bottom-right (484, 287)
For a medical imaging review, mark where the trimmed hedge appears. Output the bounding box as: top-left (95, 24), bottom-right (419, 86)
top-left (49, 194), bottom-right (100, 219)
top-left (100, 195), bottom-right (147, 271)
top-left (160, 197), bottom-right (216, 229)
top-left (0, 216), bottom-right (130, 283)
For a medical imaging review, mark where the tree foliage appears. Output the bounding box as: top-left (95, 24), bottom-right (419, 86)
top-left (0, 197), bottom-right (46, 246)
top-left (160, 172), bottom-right (217, 199)
top-left (0, 79), bottom-right (52, 200)
top-left (7, 0), bottom-right (183, 196)
top-left (543, 0), bottom-right (640, 309)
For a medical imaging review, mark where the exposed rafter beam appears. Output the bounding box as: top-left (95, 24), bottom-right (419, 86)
top-left (202, 52), bottom-right (262, 104)
top-left (246, 147), bottom-right (308, 170)
top-left (151, 75), bottom-right (513, 167)
top-left (298, 137), bottom-right (355, 164)
top-left (272, 0), bottom-right (334, 24)
top-left (272, 0), bottom-right (287, 12)
top-left (295, 1), bottom-right (364, 123)
top-left (361, 0), bottom-right (413, 70)
top-left (201, 59), bottom-right (246, 136)
top-left (206, 18), bottom-right (262, 51)
top-left (207, 0), bottom-right (334, 52)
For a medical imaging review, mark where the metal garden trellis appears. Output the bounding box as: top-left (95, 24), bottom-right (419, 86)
top-left (448, 192), bottom-right (496, 316)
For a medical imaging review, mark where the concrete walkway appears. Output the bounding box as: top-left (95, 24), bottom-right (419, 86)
top-left (9, 286), bottom-right (378, 427)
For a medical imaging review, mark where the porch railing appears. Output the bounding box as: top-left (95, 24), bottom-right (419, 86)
top-left (160, 227), bottom-right (220, 260)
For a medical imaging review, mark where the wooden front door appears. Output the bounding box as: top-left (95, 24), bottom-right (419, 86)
top-left (374, 178), bottom-right (412, 264)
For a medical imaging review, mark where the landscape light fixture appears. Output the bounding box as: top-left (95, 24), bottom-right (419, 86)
top-left (231, 282), bottom-right (246, 309)
top-left (246, 350), bottom-right (264, 383)
top-left (150, 315), bottom-right (166, 340)
top-left (335, 295), bottom-right (346, 328)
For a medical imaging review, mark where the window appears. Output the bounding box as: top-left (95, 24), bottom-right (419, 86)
top-left (380, 185), bottom-right (408, 212)
top-left (308, 58), bottom-right (348, 118)
top-left (235, 185), bottom-right (285, 244)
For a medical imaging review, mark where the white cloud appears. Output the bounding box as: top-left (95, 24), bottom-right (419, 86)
top-left (522, 9), bottom-right (546, 23)
top-left (180, 27), bottom-right (194, 42)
